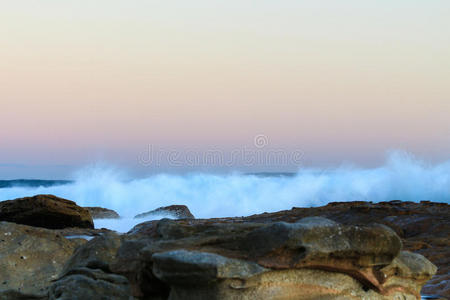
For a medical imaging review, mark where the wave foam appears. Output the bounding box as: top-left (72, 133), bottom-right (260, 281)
top-left (1, 152), bottom-right (449, 225)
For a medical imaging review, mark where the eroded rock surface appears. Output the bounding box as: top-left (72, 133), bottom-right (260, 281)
top-left (48, 268), bottom-right (131, 300)
top-left (0, 194), bottom-right (93, 229)
top-left (0, 222), bottom-right (80, 296)
top-left (0, 200), bottom-right (447, 299)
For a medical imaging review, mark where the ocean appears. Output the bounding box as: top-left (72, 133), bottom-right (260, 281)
top-left (1, 151), bottom-right (449, 232)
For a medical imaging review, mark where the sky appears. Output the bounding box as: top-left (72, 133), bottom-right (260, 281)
top-left (0, 1), bottom-right (449, 178)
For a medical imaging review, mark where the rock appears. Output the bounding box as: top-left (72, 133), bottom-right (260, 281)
top-left (128, 217), bottom-right (430, 299)
top-left (0, 222), bottom-right (80, 295)
top-left (134, 205), bottom-right (194, 219)
top-left (0, 290), bottom-right (47, 300)
top-left (422, 275), bottom-right (450, 299)
top-left (143, 219), bottom-right (431, 300)
top-left (241, 219), bottom-right (402, 269)
top-left (152, 250), bottom-right (268, 284)
top-left (381, 251), bottom-right (437, 282)
top-left (379, 251), bottom-right (438, 298)
top-left (155, 266), bottom-right (420, 300)
top-left (0, 194), bottom-right (94, 229)
top-left (0, 199), bottom-right (444, 299)
top-left (48, 267), bottom-right (131, 300)
top-left (84, 207), bottom-right (120, 219)
top-left (61, 232), bottom-right (123, 275)
top-left (111, 238), bottom-right (167, 298)
top-left (244, 200), bottom-right (449, 298)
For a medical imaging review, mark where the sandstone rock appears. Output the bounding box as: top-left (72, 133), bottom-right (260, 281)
top-left (1, 199), bottom-right (443, 299)
top-left (127, 217), bottom-right (431, 299)
top-left (85, 207), bottom-right (120, 219)
top-left (134, 205), bottom-right (194, 219)
top-left (0, 290), bottom-right (47, 300)
top-left (48, 267), bottom-right (131, 300)
top-left (381, 251), bottom-right (437, 282)
top-left (0, 222), bottom-right (79, 295)
top-left (0, 194), bottom-right (93, 229)
top-left (152, 250), bottom-right (267, 284)
top-left (61, 232), bottom-right (123, 275)
top-left (241, 219), bottom-right (402, 269)
top-left (157, 267), bottom-right (421, 300)
top-left (244, 200), bottom-right (449, 298)
top-left (111, 238), bottom-right (167, 298)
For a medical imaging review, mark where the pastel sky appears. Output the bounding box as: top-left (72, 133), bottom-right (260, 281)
top-left (1, 1), bottom-right (449, 178)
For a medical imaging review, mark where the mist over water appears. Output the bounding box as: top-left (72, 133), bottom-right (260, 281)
top-left (1, 152), bottom-right (449, 231)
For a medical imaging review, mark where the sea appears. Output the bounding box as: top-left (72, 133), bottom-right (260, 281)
top-left (1, 151), bottom-right (449, 232)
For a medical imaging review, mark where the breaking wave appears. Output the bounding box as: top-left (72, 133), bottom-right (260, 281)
top-left (0, 151), bottom-right (449, 230)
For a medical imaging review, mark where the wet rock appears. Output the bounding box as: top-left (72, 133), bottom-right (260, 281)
top-left (134, 205), bottom-right (194, 220)
top-left (48, 268), bottom-right (131, 300)
top-left (85, 207), bottom-right (120, 219)
top-left (0, 194), bottom-right (93, 229)
top-left (0, 222), bottom-right (79, 295)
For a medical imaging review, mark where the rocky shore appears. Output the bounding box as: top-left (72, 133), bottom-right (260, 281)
top-left (0, 195), bottom-right (448, 299)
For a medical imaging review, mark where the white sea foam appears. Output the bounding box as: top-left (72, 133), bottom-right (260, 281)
top-left (1, 151), bottom-right (449, 232)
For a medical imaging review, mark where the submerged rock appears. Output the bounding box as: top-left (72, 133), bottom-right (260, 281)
top-left (134, 205), bottom-right (194, 220)
top-left (0, 194), bottom-right (93, 229)
top-left (84, 207), bottom-right (120, 219)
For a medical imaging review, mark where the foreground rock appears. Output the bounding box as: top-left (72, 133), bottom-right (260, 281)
top-left (0, 200), bottom-right (446, 299)
top-left (85, 207), bottom-right (120, 219)
top-left (0, 194), bottom-right (94, 229)
top-left (48, 268), bottom-right (131, 300)
top-left (0, 222), bottom-right (80, 296)
top-left (134, 205), bottom-right (194, 219)
top-left (245, 200), bottom-right (450, 298)
top-left (116, 217), bottom-right (433, 299)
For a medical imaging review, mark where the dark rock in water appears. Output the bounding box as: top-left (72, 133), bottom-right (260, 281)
top-left (48, 267), bottom-right (131, 300)
top-left (134, 205), bottom-right (194, 220)
top-left (0, 221), bottom-right (80, 296)
top-left (0, 194), bottom-right (94, 229)
top-left (84, 206), bottom-right (120, 219)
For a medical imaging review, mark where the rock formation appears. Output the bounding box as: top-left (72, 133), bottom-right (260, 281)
top-left (0, 196), bottom-right (447, 299)
top-left (134, 205), bottom-right (195, 220)
top-left (0, 222), bottom-right (81, 296)
top-left (85, 207), bottom-right (120, 219)
top-left (0, 195), bottom-right (93, 229)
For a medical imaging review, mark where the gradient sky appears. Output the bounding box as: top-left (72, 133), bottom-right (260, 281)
top-left (1, 1), bottom-right (449, 178)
